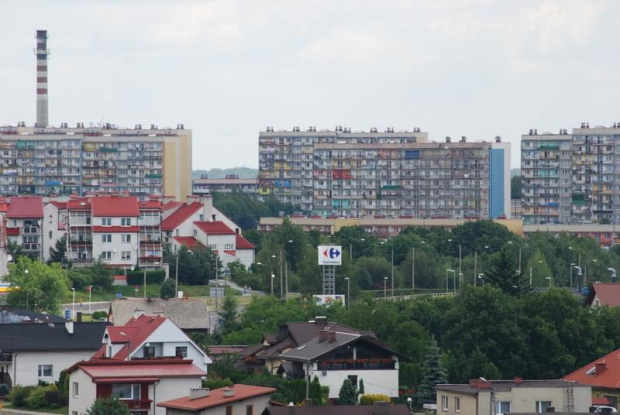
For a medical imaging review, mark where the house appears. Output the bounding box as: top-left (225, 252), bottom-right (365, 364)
top-left (436, 378), bottom-right (592, 415)
top-left (108, 298), bottom-right (210, 334)
top-left (91, 314), bottom-right (212, 372)
top-left (5, 196), bottom-right (44, 261)
top-left (263, 404), bottom-right (411, 415)
top-left (564, 347), bottom-right (620, 408)
top-left (0, 320), bottom-right (109, 387)
top-left (278, 328), bottom-right (403, 399)
top-left (68, 358), bottom-right (205, 415)
top-left (239, 317), bottom-right (375, 375)
top-left (584, 283), bottom-right (620, 307)
top-left (157, 384), bottom-right (276, 415)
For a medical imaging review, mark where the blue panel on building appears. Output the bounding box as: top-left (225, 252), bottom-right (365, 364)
top-left (405, 150), bottom-right (420, 159)
top-left (489, 149), bottom-right (505, 219)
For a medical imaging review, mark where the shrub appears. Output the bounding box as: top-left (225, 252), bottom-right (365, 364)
top-left (26, 385), bottom-right (56, 408)
top-left (0, 383), bottom-right (10, 397)
top-left (203, 378), bottom-right (233, 389)
top-left (57, 370), bottom-right (69, 404)
top-left (360, 394), bottom-right (391, 405)
top-left (127, 270), bottom-right (165, 286)
top-left (92, 311), bottom-right (108, 320)
top-left (9, 385), bottom-right (34, 407)
top-left (45, 389), bottom-right (62, 407)
top-left (86, 397), bottom-right (130, 415)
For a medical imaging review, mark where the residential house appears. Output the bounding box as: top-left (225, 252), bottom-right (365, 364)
top-left (564, 347), bottom-right (620, 408)
top-left (43, 200), bottom-right (68, 262)
top-left (5, 196), bottom-right (44, 260)
top-left (0, 319), bottom-right (109, 387)
top-left (436, 378), bottom-right (591, 415)
top-left (68, 314), bottom-right (212, 415)
top-left (157, 384), bottom-right (276, 415)
top-left (263, 404), bottom-right (411, 415)
top-left (108, 298), bottom-right (210, 334)
top-left (584, 283), bottom-right (620, 308)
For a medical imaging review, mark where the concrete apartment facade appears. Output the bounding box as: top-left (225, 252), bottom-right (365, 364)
top-left (0, 123), bottom-right (192, 201)
top-left (258, 127), bottom-right (511, 219)
top-left (521, 123), bottom-right (620, 225)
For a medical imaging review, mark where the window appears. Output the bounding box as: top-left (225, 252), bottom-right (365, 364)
top-left (175, 346), bottom-right (188, 357)
top-left (121, 234), bottom-right (131, 243)
top-left (455, 397), bottom-right (460, 412)
top-left (121, 218), bottom-right (132, 226)
top-left (496, 401), bottom-right (511, 415)
top-left (442, 395), bottom-right (448, 411)
top-left (246, 404), bottom-right (254, 415)
top-left (121, 251), bottom-right (131, 260)
top-left (209, 244), bottom-right (217, 251)
top-left (226, 406), bottom-right (233, 415)
top-left (111, 384), bottom-right (140, 400)
top-left (101, 251), bottom-right (112, 260)
top-left (101, 234), bottom-right (112, 243)
top-left (225, 244), bottom-right (234, 250)
top-left (536, 401), bottom-right (552, 413)
top-left (72, 382), bottom-right (79, 398)
top-left (102, 217), bottom-right (111, 226)
top-left (143, 346), bottom-right (155, 358)
top-left (38, 364), bottom-right (53, 379)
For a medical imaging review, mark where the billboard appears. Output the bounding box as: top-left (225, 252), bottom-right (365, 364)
top-left (318, 245), bottom-right (342, 266)
top-left (313, 294), bottom-right (345, 306)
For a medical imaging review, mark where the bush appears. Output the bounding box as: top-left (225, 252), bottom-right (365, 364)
top-left (360, 394), bottom-right (391, 405)
top-left (0, 383), bottom-right (10, 397)
top-left (86, 397), bottom-right (130, 415)
top-left (203, 378), bottom-right (233, 389)
top-left (26, 385), bottom-right (57, 409)
top-left (92, 311), bottom-right (108, 320)
top-left (9, 385), bottom-right (34, 407)
top-left (127, 270), bottom-right (165, 286)
top-left (160, 278), bottom-right (176, 299)
top-left (57, 370), bottom-right (69, 405)
top-left (45, 389), bottom-right (62, 407)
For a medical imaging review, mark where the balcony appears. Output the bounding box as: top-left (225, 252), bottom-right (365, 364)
top-left (317, 358), bottom-right (396, 371)
top-left (124, 399), bottom-right (152, 410)
top-left (0, 352), bottom-right (12, 363)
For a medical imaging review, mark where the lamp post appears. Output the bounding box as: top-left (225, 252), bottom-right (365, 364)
top-left (271, 274), bottom-right (275, 296)
top-left (71, 287), bottom-right (76, 321)
top-left (350, 238), bottom-right (365, 261)
top-left (584, 259), bottom-right (597, 288)
top-left (546, 276), bottom-right (552, 287)
top-left (446, 269), bottom-right (455, 292)
top-left (573, 266), bottom-right (582, 291)
top-left (391, 245), bottom-right (394, 297)
top-left (88, 285), bottom-right (93, 314)
top-left (384, 277), bottom-right (388, 300)
top-left (508, 241), bottom-right (522, 274)
top-left (478, 273), bottom-right (484, 286)
top-left (344, 277), bottom-right (350, 310)
top-left (607, 267), bottom-right (617, 283)
top-left (448, 239), bottom-right (462, 277)
top-left (569, 262), bottom-right (575, 288)
top-left (411, 241), bottom-right (425, 292)
top-left (175, 249), bottom-right (192, 298)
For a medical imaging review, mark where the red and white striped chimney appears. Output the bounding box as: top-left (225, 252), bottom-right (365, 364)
top-left (35, 30), bottom-right (50, 128)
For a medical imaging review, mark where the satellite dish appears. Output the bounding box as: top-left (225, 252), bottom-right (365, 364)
top-left (7, 255), bottom-right (13, 262)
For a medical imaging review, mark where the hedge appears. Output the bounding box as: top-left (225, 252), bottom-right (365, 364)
top-left (126, 270), bottom-right (166, 286)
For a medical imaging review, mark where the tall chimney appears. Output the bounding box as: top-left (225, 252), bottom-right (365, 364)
top-left (35, 30), bottom-right (50, 128)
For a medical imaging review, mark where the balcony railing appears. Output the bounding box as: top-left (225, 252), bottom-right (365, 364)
top-left (124, 399), bottom-right (152, 410)
top-left (317, 358), bottom-right (396, 371)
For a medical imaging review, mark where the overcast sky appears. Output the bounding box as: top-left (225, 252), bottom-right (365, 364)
top-left (1, 0), bottom-right (618, 170)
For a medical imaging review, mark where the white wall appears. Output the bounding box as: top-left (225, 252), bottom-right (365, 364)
top-left (164, 394), bottom-right (272, 415)
top-left (91, 220), bottom-right (138, 266)
top-left (12, 350), bottom-right (94, 386)
top-left (308, 369), bottom-right (399, 398)
top-left (494, 385), bottom-right (591, 413)
top-left (43, 203), bottom-right (64, 262)
top-left (68, 368), bottom-right (97, 415)
top-left (235, 250), bottom-right (255, 269)
top-left (152, 377), bottom-right (203, 415)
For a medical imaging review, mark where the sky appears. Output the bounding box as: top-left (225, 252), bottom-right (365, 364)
top-left (1, 0), bottom-right (619, 170)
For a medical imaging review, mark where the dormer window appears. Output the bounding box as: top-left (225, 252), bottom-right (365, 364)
top-left (143, 345), bottom-right (155, 358)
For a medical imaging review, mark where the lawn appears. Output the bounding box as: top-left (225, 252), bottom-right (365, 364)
top-left (0, 402), bottom-right (68, 414)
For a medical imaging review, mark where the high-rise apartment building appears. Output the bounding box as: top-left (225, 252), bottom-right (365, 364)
top-left (258, 127), bottom-right (511, 219)
top-left (521, 123), bottom-right (620, 225)
top-left (0, 124), bottom-right (192, 200)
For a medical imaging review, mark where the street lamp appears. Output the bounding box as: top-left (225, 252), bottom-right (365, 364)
top-left (412, 241), bottom-right (426, 292)
top-left (478, 273), bottom-right (484, 286)
top-left (381, 240), bottom-right (394, 297)
top-left (546, 276), bottom-right (552, 287)
top-left (349, 238), bottom-right (365, 261)
top-left (446, 269), bottom-right (455, 292)
top-left (271, 274), bottom-right (275, 296)
top-left (569, 262), bottom-right (575, 288)
top-left (573, 266), bottom-right (582, 291)
top-left (608, 267), bottom-right (617, 283)
top-left (88, 285), bottom-right (93, 314)
top-left (344, 277), bottom-right (350, 310)
top-left (508, 241), bottom-right (522, 274)
top-left (71, 287), bottom-right (76, 321)
top-left (448, 239), bottom-right (462, 276)
top-left (384, 277), bottom-right (388, 300)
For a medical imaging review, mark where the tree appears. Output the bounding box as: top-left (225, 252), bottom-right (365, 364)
top-left (418, 337), bottom-right (446, 404)
top-left (219, 295), bottom-right (240, 336)
top-left (511, 175), bottom-right (521, 199)
top-left (484, 247), bottom-right (530, 295)
top-left (358, 378), bottom-right (365, 395)
top-left (48, 234), bottom-right (67, 265)
top-left (86, 398), bottom-right (130, 415)
top-left (5, 257), bottom-right (70, 314)
top-left (160, 278), bottom-right (176, 299)
top-left (338, 378), bottom-right (357, 405)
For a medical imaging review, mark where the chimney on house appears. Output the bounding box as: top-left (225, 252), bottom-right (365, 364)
top-left (222, 387), bottom-right (235, 398)
top-left (162, 195), bottom-right (175, 205)
top-left (314, 316), bottom-right (328, 327)
top-left (133, 309), bottom-right (146, 319)
top-left (318, 330), bottom-right (328, 343)
top-left (327, 330), bottom-right (336, 343)
top-left (187, 195), bottom-right (199, 205)
top-left (201, 195), bottom-right (213, 220)
top-left (65, 320), bottom-right (74, 335)
top-left (595, 361), bottom-right (607, 375)
top-left (189, 388), bottom-right (210, 400)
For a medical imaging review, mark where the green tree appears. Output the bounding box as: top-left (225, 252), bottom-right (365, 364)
top-left (418, 337), bottom-right (447, 403)
top-left (5, 257), bottom-right (70, 314)
top-left (160, 278), bottom-right (176, 299)
top-left (219, 295), bottom-right (240, 336)
top-left (338, 378), bottom-right (357, 405)
top-left (48, 234), bottom-right (68, 265)
top-left (86, 398), bottom-right (130, 415)
top-left (484, 247), bottom-right (530, 295)
top-left (511, 175), bottom-right (521, 199)
top-left (358, 379), bottom-right (365, 395)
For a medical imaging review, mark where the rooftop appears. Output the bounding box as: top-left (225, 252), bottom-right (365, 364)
top-left (585, 283), bottom-right (620, 307)
top-left (7, 196), bottom-right (44, 218)
top-left (194, 221), bottom-right (236, 235)
top-left (0, 321), bottom-right (109, 352)
top-left (564, 348), bottom-right (620, 389)
top-left (91, 196), bottom-right (139, 217)
top-left (161, 202), bottom-right (203, 231)
top-left (75, 358), bottom-right (206, 382)
top-left (109, 298), bottom-right (209, 331)
top-left (158, 384), bottom-right (276, 411)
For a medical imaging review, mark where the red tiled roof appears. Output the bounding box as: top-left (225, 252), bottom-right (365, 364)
top-left (101, 315), bottom-right (167, 359)
top-left (140, 200), bottom-right (161, 210)
top-left (564, 348), bottom-right (620, 389)
top-left (78, 359), bottom-right (206, 382)
top-left (162, 201), bottom-right (184, 212)
top-left (48, 201), bottom-right (68, 209)
top-left (91, 196), bottom-right (139, 217)
top-left (7, 197), bottom-right (44, 218)
top-left (593, 396), bottom-right (611, 405)
top-left (158, 384), bottom-right (276, 411)
top-left (194, 221), bottom-right (235, 235)
top-left (161, 203), bottom-right (202, 231)
top-left (236, 235), bottom-right (255, 249)
top-left (67, 197), bottom-right (91, 210)
top-left (173, 236), bottom-right (204, 250)
top-left (6, 228), bottom-right (20, 236)
top-left (92, 226), bottom-right (140, 233)
top-left (589, 283), bottom-right (620, 307)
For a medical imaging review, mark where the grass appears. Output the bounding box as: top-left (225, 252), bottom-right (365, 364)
top-left (0, 402), bottom-right (68, 414)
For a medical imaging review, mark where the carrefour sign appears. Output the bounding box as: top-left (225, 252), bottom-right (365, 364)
top-left (318, 245), bottom-right (342, 266)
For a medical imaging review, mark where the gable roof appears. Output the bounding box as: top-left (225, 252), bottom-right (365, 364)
top-left (236, 234), bottom-right (255, 249)
top-left (194, 221), bottom-right (235, 235)
top-left (99, 315), bottom-right (166, 359)
top-left (0, 308), bottom-right (65, 324)
top-left (7, 197), bottom-right (44, 218)
top-left (585, 283), bottom-right (620, 307)
top-left (174, 236), bottom-right (205, 250)
top-left (74, 359), bottom-right (206, 382)
top-left (91, 196), bottom-right (139, 217)
top-left (67, 197), bottom-right (91, 211)
top-left (109, 298), bottom-right (209, 331)
top-left (0, 322), bottom-right (109, 352)
top-left (161, 203), bottom-right (203, 231)
top-left (162, 200), bottom-right (184, 212)
top-left (265, 406), bottom-right (411, 415)
top-left (158, 384), bottom-right (276, 411)
top-left (438, 379), bottom-right (589, 396)
top-left (564, 348), bottom-right (620, 389)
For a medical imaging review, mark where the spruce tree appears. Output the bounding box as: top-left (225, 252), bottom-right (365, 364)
top-left (418, 337), bottom-right (447, 403)
top-left (338, 378), bottom-right (357, 405)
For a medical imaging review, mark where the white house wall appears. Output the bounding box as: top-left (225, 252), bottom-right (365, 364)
top-left (12, 350), bottom-right (94, 386)
top-left (164, 394), bottom-right (272, 415)
top-left (308, 368), bottom-right (398, 399)
top-left (151, 377), bottom-right (203, 415)
top-left (68, 368), bottom-right (97, 415)
top-left (43, 203), bottom-right (64, 262)
top-left (235, 249), bottom-right (255, 270)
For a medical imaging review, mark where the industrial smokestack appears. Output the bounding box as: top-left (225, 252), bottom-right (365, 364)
top-left (35, 30), bottom-right (50, 128)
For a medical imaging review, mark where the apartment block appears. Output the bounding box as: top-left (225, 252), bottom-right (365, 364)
top-left (192, 174), bottom-right (258, 196)
top-left (0, 123), bottom-right (192, 201)
top-left (521, 123), bottom-right (620, 225)
top-left (258, 127), bottom-right (511, 219)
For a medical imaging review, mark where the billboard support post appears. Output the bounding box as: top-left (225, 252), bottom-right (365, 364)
top-left (318, 246), bottom-right (342, 296)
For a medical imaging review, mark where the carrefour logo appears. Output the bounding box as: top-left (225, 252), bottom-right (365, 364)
top-left (318, 245), bottom-right (342, 265)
